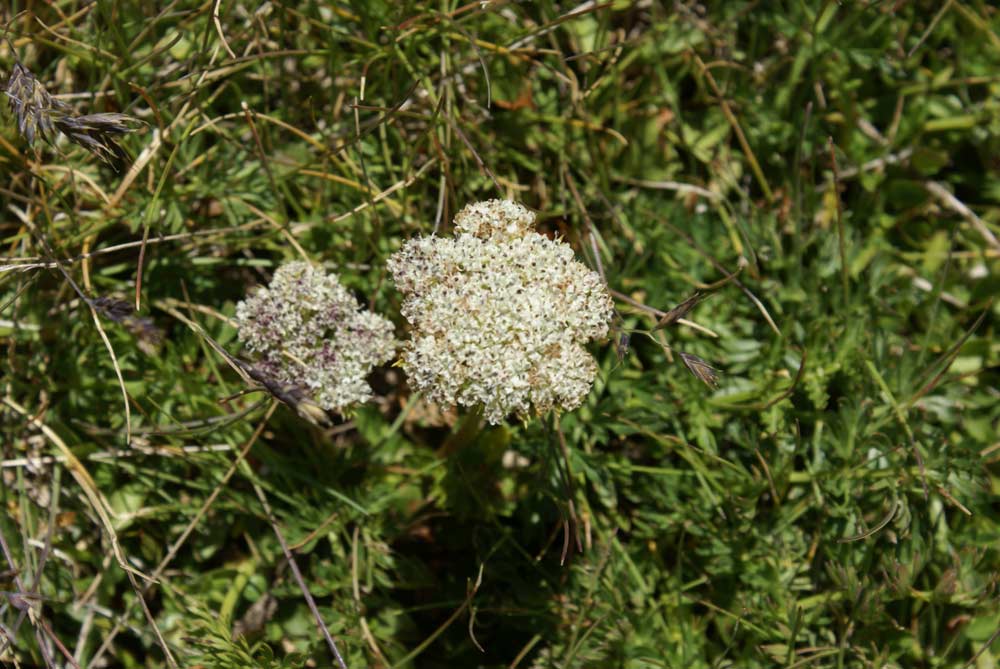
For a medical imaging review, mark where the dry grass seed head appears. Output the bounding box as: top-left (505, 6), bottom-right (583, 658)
top-left (3, 60), bottom-right (140, 165)
top-left (4, 61), bottom-right (68, 146)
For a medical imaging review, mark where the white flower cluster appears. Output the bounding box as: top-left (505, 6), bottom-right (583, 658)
top-left (387, 199), bottom-right (613, 424)
top-left (235, 261), bottom-right (395, 414)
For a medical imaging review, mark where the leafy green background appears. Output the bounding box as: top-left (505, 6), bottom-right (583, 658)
top-left (2, 1), bottom-right (999, 667)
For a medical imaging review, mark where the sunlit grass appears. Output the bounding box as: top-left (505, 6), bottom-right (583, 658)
top-left (1, 2), bottom-right (998, 667)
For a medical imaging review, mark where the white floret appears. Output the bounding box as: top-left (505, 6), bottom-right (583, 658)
top-left (387, 200), bottom-right (613, 424)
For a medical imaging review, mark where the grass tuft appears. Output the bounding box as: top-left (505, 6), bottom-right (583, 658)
top-left (1, 2), bottom-right (999, 668)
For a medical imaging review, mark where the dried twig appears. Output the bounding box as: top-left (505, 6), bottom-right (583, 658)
top-left (925, 180), bottom-right (1000, 252)
top-left (212, 0), bottom-right (237, 58)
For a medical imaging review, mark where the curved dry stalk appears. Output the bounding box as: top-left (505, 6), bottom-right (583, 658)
top-left (85, 402), bottom-right (277, 669)
top-left (0, 397), bottom-right (175, 667)
top-left (9, 205), bottom-right (135, 444)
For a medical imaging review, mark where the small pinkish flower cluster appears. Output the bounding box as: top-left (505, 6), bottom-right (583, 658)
top-left (235, 261), bottom-right (395, 414)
